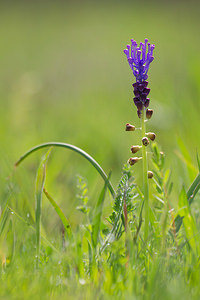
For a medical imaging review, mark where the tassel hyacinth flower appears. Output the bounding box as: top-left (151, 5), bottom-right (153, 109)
top-left (124, 38), bottom-right (155, 240)
top-left (124, 39), bottom-right (155, 115)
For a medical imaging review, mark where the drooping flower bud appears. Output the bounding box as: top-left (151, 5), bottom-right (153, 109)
top-left (146, 109), bottom-right (153, 119)
top-left (148, 171), bottom-right (154, 179)
top-left (142, 137), bottom-right (149, 146)
top-left (137, 110), bottom-right (142, 118)
top-left (131, 145), bottom-right (141, 153)
top-left (146, 132), bottom-right (156, 141)
top-left (128, 157), bottom-right (142, 166)
top-left (125, 123), bottom-right (135, 131)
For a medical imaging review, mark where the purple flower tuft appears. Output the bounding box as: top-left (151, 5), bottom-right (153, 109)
top-left (124, 38), bottom-right (155, 112)
top-left (124, 38), bottom-right (155, 83)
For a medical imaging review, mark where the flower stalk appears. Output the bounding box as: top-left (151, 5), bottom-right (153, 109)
top-left (124, 38), bottom-right (155, 241)
top-left (141, 109), bottom-right (149, 240)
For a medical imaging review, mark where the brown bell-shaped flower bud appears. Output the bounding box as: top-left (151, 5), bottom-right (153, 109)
top-left (148, 171), bottom-right (154, 179)
top-left (146, 132), bottom-right (156, 141)
top-left (131, 145), bottom-right (141, 154)
top-left (128, 157), bottom-right (142, 166)
top-left (146, 109), bottom-right (153, 120)
top-left (137, 110), bottom-right (142, 118)
top-left (126, 123), bottom-right (135, 131)
top-left (142, 137), bottom-right (149, 146)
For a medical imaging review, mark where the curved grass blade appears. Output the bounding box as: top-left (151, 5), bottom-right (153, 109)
top-left (15, 142), bottom-right (116, 200)
top-left (43, 187), bottom-right (72, 239)
top-left (35, 148), bottom-right (51, 269)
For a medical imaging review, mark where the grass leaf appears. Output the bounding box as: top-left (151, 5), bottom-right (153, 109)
top-left (43, 187), bottom-right (72, 239)
top-left (187, 172), bottom-right (200, 205)
top-left (15, 142), bottom-right (116, 200)
top-left (178, 186), bottom-right (199, 253)
top-left (174, 172), bottom-right (200, 233)
top-left (92, 173), bottom-right (111, 250)
top-left (35, 148), bottom-right (52, 269)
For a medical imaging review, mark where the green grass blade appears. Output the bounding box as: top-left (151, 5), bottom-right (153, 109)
top-left (87, 239), bottom-right (93, 276)
top-left (187, 172), bottom-right (200, 205)
top-left (196, 152), bottom-right (200, 172)
top-left (0, 206), bottom-right (10, 237)
top-left (178, 186), bottom-right (199, 253)
top-left (15, 142), bottom-right (116, 200)
top-left (7, 206), bottom-right (59, 253)
top-left (92, 173), bottom-right (110, 250)
top-left (176, 136), bottom-right (197, 181)
top-left (35, 148), bottom-right (51, 269)
top-left (43, 187), bottom-right (72, 239)
top-left (174, 172), bottom-right (200, 233)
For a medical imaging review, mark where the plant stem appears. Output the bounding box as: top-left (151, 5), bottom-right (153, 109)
top-left (141, 109), bottom-right (149, 240)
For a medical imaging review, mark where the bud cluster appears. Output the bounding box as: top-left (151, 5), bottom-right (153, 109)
top-left (133, 81), bottom-right (150, 115)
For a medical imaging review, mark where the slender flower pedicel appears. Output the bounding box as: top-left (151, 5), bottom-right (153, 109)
top-left (124, 38), bottom-right (155, 240)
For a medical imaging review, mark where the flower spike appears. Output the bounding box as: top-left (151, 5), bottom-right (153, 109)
top-left (124, 39), bottom-right (155, 112)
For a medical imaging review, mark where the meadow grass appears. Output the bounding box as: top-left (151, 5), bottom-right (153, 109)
top-left (1, 1), bottom-right (200, 299)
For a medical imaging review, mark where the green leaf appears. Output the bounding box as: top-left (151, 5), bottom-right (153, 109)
top-left (7, 206), bottom-right (59, 253)
top-left (87, 239), bottom-right (93, 276)
top-left (15, 142), bottom-right (116, 200)
top-left (153, 177), bottom-right (163, 194)
top-left (174, 172), bottom-right (200, 233)
top-left (43, 188), bottom-right (72, 239)
top-left (92, 173), bottom-right (111, 250)
top-left (0, 206), bottom-right (10, 238)
top-left (187, 172), bottom-right (200, 205)
top-left (178, 186), bottom-right (199, 253)
top-left (176, 136), bottom-right (197, 181)
top-left (100, 183), bottom-right (125, 254)
top-left (196, 152), bottom-right (200, 172)
top-left (35, 148), bottom-right (52, 269)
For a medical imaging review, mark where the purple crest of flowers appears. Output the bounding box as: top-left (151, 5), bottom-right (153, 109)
top-left (124, 39), bottom-right (155, 82)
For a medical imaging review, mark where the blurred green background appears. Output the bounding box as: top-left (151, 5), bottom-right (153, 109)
top-left (0, 0), bottom-right (200, 231)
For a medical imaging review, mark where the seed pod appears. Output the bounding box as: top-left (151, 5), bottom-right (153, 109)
top-left (146, 109), bottom-right (153, 119)
top-left (142, 137), bottom-right (149, 146)
top-left (131, 145), bottom-right (141, 154)
top-left (146, 132), bottom-right (156, 141)
top-left (148, 171), bottom-right (154, 179)
top-left (125, 123), bottom-right (135, 131)
top-left (128, 157), bottom-right (141, 166)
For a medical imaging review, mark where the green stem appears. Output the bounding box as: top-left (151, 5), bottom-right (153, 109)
top-left (141, 110), bottom-right (149, 240)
